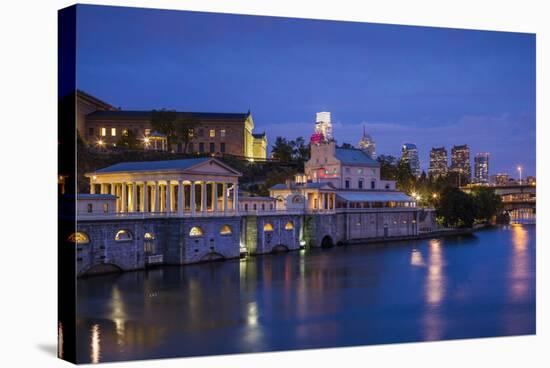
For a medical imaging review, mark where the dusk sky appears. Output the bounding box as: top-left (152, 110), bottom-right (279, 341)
top-left (76, 4), bottom-right (536, 177)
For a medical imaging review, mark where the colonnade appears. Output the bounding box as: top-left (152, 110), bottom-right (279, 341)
top-left (90, 180), bottom-right (238, 215)
top-left (309, 192), bottom-right (336, 210)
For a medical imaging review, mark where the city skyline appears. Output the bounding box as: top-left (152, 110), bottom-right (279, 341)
top-left (76, 5), bottom-right (536, 176)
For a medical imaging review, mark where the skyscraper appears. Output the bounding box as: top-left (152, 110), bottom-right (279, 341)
top-left (315, 111), bottom-right (333, 142)
top-left (474, 153), bottom-right (490, 184)
top-left (450, 144), bottom-right (471, 179)
top-left (428, 147), bottom-right (448, 178)
top-left (358, 125), bottom-right (376, 159)
top-left (401, 143), bottom-right (421, 177)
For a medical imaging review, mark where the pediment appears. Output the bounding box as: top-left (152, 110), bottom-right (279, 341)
top-left (184, 158), bottom-right (242, 177)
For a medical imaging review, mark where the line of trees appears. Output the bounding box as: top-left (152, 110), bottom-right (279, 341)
top-left (376, 154), bottom-right (502, 228)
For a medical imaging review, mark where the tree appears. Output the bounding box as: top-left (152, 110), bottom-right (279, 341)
top-left (436, 187), bottom-right (477, 228)
top-left (271, 137), bottom-right (294, 162)
top-left (117, 129), bottom-right (140, 149)
top-left (291, 136), bottom-right (310, 170)
top-left (150, 109), bottom-right (198, 152)
top-left (470, 187), bottom-right (502, 222)
top-left (396, 159), bottom-right (416, 193)
top-left (377, 155), bottom-right (398, 180)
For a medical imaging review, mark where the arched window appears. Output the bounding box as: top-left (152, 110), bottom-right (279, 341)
top-left (144, 232), bottom-right (155, 253)
top-left (292, 195), bottom-right (303, 203)
top-left (115, 229), bottom-right (133, 241)
top-left (220, 225), bottom-right (232, 235)
top-left (285, 221), bottom-right (294, 230)
top-left (189, 226), bottom-right (203, 237)
top-left (263, 223), bottom-right (274, 232)
top-left (144, 232), bottom-right (155, 240)
top-left (68, 232), bottom-right (89, 244)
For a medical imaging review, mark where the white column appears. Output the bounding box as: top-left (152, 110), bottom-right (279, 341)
top-left (131, 182), bottom-right (137, 212)
top-left (222, 182), bottom-right (228, 213)
top-left (178, 181), bottom-right (184, 216)
top-left (139, 183), bottom-right (145, 212)
top-left (190, 181), bottom-right (196, 215)
top-left (121, 183), bottom-right (127, 212)
top-left (90, 179), bottom-right (96, 194)
top-left (165, 181), bottom-right (172, 213)
top-left (110, 182), bottom-right (116, 196)
top-left (154, 181), bottom-right (160, 212)
top-left (143, 182), bottom-right (149, 213)
top-left (233, 183), bottom-right (239, 212)
top-left (201, 181), bottom-right (207, 213)
top-left (213, 182), bottom-right (218, 213)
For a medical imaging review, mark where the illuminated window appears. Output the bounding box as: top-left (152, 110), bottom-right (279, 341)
top-left (100, 127), bottom-right (106, 136)
top-left (68, 232), bottom-right (89, 244)
top-left (209, 129), bottom-right (215, 137)
top-left (358, 168), bottom-right (363, 174)
top-left (263, 223), bottom-right (274, 232)
top-left (285, 221), bottom-right (294, 230)
top-left (111, 128), bottom-right (116, 136)
top-left (189, 226), bottom-right (203, 237)
top-left (220, 129), bottom-right (226, 137)
top-left (220, 225), bottom-right (232, 235)
top-left (144, 232), bottom-right (155, 240)
top-left (115, 229), bottom-right (133, 241)
top-left (103, 203), bottom-right (108, 213)
top-left (144, 128), bottom-right (151, 136)
top-left (188, 129), bottom-right (194, 138)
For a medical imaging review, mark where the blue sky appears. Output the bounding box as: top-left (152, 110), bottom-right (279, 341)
top-left (76, 4), bottom-right (536, 177)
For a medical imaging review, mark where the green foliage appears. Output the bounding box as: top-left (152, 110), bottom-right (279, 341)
top-left (470, 186), bottom-right (502, 221)
top-left (150, 109), bottom-right (198, 151)
top-left (271, 136), bottom-right (310, 169)
top-left (116, 129), bottom-right (140, 149)
top-left (436, 187), bottom-right (477, 228)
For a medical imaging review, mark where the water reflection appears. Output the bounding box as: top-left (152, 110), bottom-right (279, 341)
top-left (76, 226), bottom-right (535, 363)
top-left (423, 239), bottom-right (446, 341)
top-left (90, 324), bottom-right (101, 363)
top-left (509, 224), bottom-right (530, 301)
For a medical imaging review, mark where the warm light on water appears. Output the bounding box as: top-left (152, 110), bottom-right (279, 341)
top-left (76, 225), bottom-right (535, 363)
top-left (90, 324), bottom-right (101, 364)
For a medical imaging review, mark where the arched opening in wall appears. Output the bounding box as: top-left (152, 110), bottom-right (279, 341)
top-left (189, 226), bottom-right (203, 237)
top-left (200, 252), bottom-right (225, 262)
top-left (83, 263), bottom-right (123, 276)
top-left (68, 232), bottom-right (89, 244)
top-left (284, 221), bottom-right (294, 230)
top-left (144, 232), bottom-right (155, 254)
top-left (321, 235), bottom-right (334, 248)
top-left (272, 244), bottom-right (289, 253)
top-left (220, 225), bottom-right (232, 235)
top-left (263, 223), bottom-right (274, 232)
top-left (115, 229), bottom-right (133, 241)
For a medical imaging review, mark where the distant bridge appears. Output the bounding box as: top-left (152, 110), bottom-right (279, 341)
top-left (462, 184), bottom-right (536, 223)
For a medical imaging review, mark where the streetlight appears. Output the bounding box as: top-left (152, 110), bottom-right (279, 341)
top-left (517, 166), bottom-right (522, 185)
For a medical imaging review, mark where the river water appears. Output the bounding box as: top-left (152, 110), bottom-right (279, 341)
top-left (73, 224), bottom-right (535, 363)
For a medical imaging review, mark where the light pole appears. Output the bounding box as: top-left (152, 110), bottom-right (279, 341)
top-left (517, 166), bottom-right (522, 185)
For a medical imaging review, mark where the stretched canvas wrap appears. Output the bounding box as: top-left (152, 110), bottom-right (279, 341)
top-left (58, 4), bottom-right (536, 364)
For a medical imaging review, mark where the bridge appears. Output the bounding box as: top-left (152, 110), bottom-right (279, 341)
top-left (462, 184), bottom-right (536, 223)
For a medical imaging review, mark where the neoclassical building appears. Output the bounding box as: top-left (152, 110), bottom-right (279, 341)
top-left (85, 157), bottom-right (241, 216)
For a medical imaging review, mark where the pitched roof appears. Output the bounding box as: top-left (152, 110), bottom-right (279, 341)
top-left (86, 110), bottom-right (251, 121)
top-left (336, 191), bottom-right (414, 202)
top-left (335, 148), bottom-right (379, 167)
top-left (89, 157), bottom-right (241, 176)
top-left (269, 182), bottom-right (336, 190)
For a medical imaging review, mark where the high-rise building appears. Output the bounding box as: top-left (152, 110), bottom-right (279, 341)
top-left (474, 153), bottom-right (490, 184)
top-left (450, 144), bottom-right (471, 179)
top-left (358, 125), bottom-right (376, 159)
top-left (428, 147), bottom-right (448, 178)
top-left (401, 143), bottom-right (421, 177)
top-left (315, 111), bottom-right (333, 142)
top-left (491, 173), bottom-right (510, 186)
